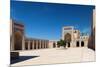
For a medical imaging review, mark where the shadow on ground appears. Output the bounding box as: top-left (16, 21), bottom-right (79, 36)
top-left (11, 56), bottom-right (39, 64)
top-left (56, 48), bottom-right (68, 50)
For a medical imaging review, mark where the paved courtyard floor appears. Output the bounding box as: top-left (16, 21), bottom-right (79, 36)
top-left (11, 47), bottom-right (95, 66)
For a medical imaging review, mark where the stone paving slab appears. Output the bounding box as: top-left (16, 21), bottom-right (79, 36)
top-left (11, 47), bottom-right (95, 66)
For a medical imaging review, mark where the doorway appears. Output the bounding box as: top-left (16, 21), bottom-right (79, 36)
top-left (81, 41), bottom-right (84, 47)
top-left (53, 43), bottom-right (56, 48)
top-left (68, 42), bottom-right (70, 47)
top-left (30, 42), bottom-right (32, 49)
top-left (76, 41), bottom-right (79, 47)
top-left (25, 42), bottom-right (28, 50)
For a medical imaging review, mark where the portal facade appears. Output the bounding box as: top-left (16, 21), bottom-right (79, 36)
top-left (10, 19), bottom-right (25, 51)
top-left (62, 26), bottom-right (89, 48)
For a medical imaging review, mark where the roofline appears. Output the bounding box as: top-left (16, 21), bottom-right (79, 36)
top-left (11, 19), bottom-right (24, 25)
top-left (25, 37), bottom-right (49, 41)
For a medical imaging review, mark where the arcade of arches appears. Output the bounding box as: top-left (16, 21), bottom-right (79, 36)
top-left (76, 41), bottom-right (84, 47)
top-left (24, 39), bottom-right (49, 50)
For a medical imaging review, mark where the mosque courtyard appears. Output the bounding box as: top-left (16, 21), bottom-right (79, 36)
top-left (11, 47), bottom-right (95, 66)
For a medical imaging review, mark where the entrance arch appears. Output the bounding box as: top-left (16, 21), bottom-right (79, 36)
top-left (14, 31), bottom-right (22, 50)
top-left (76, 41), bottom-right (79, 47)
top-left (38, 40), bottom-right (40, 49)
top-left (34, 40), bottom-right (36, 49)
top-left (25, 42), bottom-right (28, 50)
top-left (53, 42), bottom-right (56, 48)
top-left (64, 33), bottom-right (71, 47)
top-left (30, 42), bottom-right (32, 49)
top-left (81, 41), bottom-right (84, 47)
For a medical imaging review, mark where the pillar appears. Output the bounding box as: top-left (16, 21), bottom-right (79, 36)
top-left (71, 27), bottom-right (74, 47)
top-left (73, 40), bottom-right (76, 47)
top-left (11, 35), bottom-right (14, 51)
top-left (84, 40), bottom-right (87, 47)
top-left (42, 40), bottom-right (44, 48)
top-left (28, 41), bottom-right (30, 50)
top-left (10, 22), bottom-right (14, 51)
top-left (43, 40), bottom-right (45, 48)
top-left (46, 41), bottom-right (47, 48)
top-left (46, 41), bottom-right (48, 48)
top-left (38, 40), bottom-right (40, 49)
top-left (79, 40), bottom-right (81, 47)
top-left (36, 40), bottom-right (38, 49)
top-left (22, 36), bottom-right (25, 50)
top-left (44, 40), bottom-right (46, 48)
top-left (45, 41), bottom-right (47, 48)
top-left (47, 41), bottom-right (49, 48)
top-left (41, 40), bottom-right (42, 48)
top-left (32, 40), bottom-right (34, 49)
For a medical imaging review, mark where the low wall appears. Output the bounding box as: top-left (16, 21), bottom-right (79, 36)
top-left (11, 51), bottom-right (19, 60)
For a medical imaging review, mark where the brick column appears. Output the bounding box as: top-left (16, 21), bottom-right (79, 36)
top-left (44, 41), bottom-right (45, 48)
top-left (36, 40), bottom-right (38, 49)
top-left (47, 41), bottom-right (49, 48)
top-left (10, 22), bottom-right (14, 51)
top-left (28, 41), bottom-right (30, 50)
top-left (79, 40), bottom-right (81, 47)
top-left (46, 41), bottom-right (47, 48)
top-left (45, 41), bottom-right (47, 48)
top-left (43, 40), bottom-right (45, 48)
top-left (42, 40), bottom-right (44, 48)
top-left (41, 40), bottom-right (43, 48)
top-left (47, 41), bottom-right (48, 48)
top-left (71, 27), bottom-right (74, 47)
top-left (11, 35), bottom-right (14, 51)
top-left (38, 40), bottom-right (39, 49)
top-left (32, 40), bottom-right (34, 49)
top-left (85, 41), bottom-right (88, 47)
top-left (22, 36), bottom-right (25, 50)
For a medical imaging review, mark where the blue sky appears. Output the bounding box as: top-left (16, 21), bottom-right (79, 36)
top-left (11, 1), bottom-right (95, 40)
